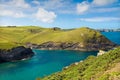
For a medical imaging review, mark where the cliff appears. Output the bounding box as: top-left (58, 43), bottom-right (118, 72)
top-left (0, 46), bottom-right (34, 63)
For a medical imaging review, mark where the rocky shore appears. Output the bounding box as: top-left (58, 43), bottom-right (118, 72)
top-left (0, 46), bottom-right (34, 63)
top-left (26, 40), bottom-right (116, 51)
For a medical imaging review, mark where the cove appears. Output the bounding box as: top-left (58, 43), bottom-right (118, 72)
top-left (0, 50), bottom-right (97, 80)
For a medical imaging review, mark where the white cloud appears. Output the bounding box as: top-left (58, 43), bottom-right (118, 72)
top-left (32, 0), bottom-right (40, 5)
top-left (9, 0), bottom-right (30, 9)
top-left (0, 0), bottom-right (30, 18)
top-left (79, 17), bottom-right (120, 22)
top-left (0, 10), bottom-right (26, 18)
top-left (92, 0), bottom-right (118, 6)
top-left (0, 0), bottom-right (30, 9)
top-left (90, 7), bottom-right (120, 13)
top-left (77, 1), bottom-right (90, 14)
top-left (34, 8), bottom-right (57, 23)
top-left (0, 0), bottom-right (57, 23)
top-left (41, 0), bottom-right (67, 10)
top-left (76, 0), bottom-right (119, 15)
top-left (37, 0), bottom-right (75, 14)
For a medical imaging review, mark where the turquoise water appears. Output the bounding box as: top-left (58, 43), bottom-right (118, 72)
top-left (0, 50), bottom-right (97, 80)
top-left (0, 32), bottom-right (119, 80)
top-left (102, 32), bottom-right (120, 45)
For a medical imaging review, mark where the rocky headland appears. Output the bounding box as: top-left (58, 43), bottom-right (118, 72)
top-left (0, 46), bottom-right (34, 63)
top-left (26, 38), bottom-right (116, 51)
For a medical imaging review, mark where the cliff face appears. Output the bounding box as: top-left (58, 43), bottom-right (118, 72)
top-left (35, 40), bottom-right (115, 51)
top-left (26, 34), bottom-right (116, 51)
top-left (0, 46), bottom-right (34, 63)
top-left (27, 42), bottom-right (115, 51)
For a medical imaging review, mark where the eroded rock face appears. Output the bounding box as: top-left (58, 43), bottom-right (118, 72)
top-left (25, 31), bottom-right (117, 51)
top-left (26, 40), bottom-right (116, 51)
top-left (0, 46), bottom-right (34, 63)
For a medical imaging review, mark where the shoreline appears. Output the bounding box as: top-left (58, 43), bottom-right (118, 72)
top-left (27, 41), bottom-right (117, 52)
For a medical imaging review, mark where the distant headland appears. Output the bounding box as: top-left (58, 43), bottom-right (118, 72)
top-left (96, 28), bottom-right (120, 32)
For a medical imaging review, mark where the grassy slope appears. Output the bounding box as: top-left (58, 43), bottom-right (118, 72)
top-left (23, 27), bottom-right (102, 44)
top-left (0, 26), bottom-right (107, 49)
top-left (39, 47), bottom-right (120, 80)
top-left (0, 26), bottom-right (46, 49)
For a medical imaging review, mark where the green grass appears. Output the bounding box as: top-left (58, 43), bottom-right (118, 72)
top-left (0, 26), bottom-right (46, 48)
top-left (0, 26), bottom-right (110, 49)
top-left (39, 47), bottom-right (120, 80)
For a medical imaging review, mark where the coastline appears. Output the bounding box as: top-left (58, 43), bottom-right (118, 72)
top-left (26, 41), bottom-right (117, 51)
top-left (0, 46), bottom-right (34, 63)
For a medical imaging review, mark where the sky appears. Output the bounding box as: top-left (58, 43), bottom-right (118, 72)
top-left (0, 0), bottom-right (120, 29)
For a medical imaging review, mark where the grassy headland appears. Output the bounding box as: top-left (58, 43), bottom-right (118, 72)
top-left (0, 26), bottom-right (115, 50)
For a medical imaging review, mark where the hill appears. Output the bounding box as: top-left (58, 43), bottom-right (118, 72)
top-left (0, 26), bottom-right (46, 49)
top-left (37, 47), bottom-right (120, 80)
top-left (0, 26), bottom-right (116, 50)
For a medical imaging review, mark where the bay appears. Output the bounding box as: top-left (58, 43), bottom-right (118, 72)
top-left (0, 50), bottom-right (97, 80)
top-left (0, 31), bottom-right (120, 80)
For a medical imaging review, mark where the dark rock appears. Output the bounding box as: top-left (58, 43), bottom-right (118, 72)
top-left (26, 42), bottom-right (39, 48)
top-left (39, 41), bottom-right (55, 48)
top-left (52, 27), bottom-right (61, 31)
top-left (0, 46), bottom-right (34, 63)
top-left (33, 41), bottom-right (116, 51)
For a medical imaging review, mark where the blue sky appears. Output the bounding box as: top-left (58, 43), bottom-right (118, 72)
top-left (0, 0), bottom-right (120, 29)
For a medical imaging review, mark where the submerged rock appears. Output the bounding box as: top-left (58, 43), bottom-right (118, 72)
top-left (0, 46), bottom-right (34, 63)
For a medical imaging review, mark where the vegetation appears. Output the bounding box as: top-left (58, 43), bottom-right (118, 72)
top-left (0, 26), bottom-right (119, 79)
top-left (0, 26), bottom-right (110, 49)
top-left (38, 47), bottom-right (120, 80)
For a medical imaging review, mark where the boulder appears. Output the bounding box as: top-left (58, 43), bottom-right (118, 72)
top-left (0, 46), bottom-right (34, 63)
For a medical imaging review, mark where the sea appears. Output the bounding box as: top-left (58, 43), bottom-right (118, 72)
top-left (0, 32), bottom-right (120, 80)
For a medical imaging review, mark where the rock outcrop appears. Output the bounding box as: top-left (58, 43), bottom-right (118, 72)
top-left (97, 50), bottom-right (106, 56)
top-left (0, 46), bottom-right (34, 63)
top-left (26, 40), bottom-right (116, 51)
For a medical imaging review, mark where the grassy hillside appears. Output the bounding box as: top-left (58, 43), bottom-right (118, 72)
top-left (37, 47), bottom-right (120, 80)
top-left (0, 26), bottom-right (47, 49)
top-left (0, 26), bottom-right (112, 49)
top-left (22, 27), bottom-right (102, 44)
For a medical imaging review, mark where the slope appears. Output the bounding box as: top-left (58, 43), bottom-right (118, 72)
top-left (39, 47), bottom-right (120, 80)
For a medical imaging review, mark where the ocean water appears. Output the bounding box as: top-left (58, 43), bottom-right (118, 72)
top-left (0, 50), bottom-right (97, 80)
top-left (102, 32), bottom-right (120, 45)
top-left (0, 32), bottom-right (119, 80)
